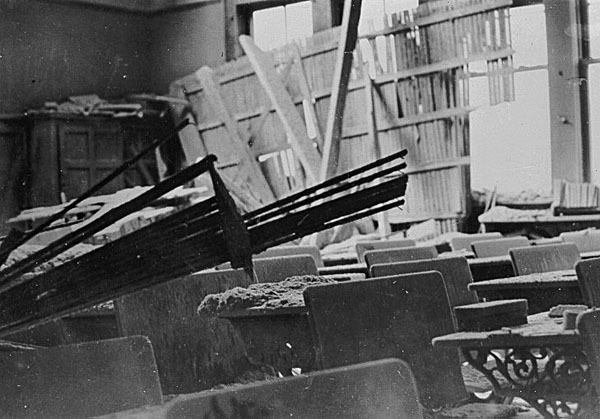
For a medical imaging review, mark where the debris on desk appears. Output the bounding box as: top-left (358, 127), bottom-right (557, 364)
top-left (548, 304), bottom-right (588, 318)
top-left (198, 275), bottom-right (336, 315)
top-left (26, 93), bottom-right (172, 118)
top-left (7, 186), bottom-right (209, 246)
top-left (478, 205), bottom-right (550, 223)
top-left (0, 243), bottom-right (99, 276)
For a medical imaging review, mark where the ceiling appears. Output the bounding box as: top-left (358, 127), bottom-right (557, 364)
top-left (54, 0), bottom-right (214, 13)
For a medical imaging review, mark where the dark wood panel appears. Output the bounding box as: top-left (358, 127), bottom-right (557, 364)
top-left (0, 119), bottom-right (28, 234)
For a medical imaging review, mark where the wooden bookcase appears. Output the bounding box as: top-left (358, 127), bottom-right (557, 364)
top-left (25, 114), bottom-right (174, 207)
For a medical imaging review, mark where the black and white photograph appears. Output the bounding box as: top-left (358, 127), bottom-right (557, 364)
top-left (1, 0), bottom-right (599, 417)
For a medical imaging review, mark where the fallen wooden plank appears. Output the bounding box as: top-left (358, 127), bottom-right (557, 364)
top-left (292, 44), bottom-right (323, 150)
top-left (168, 81), bottom-right (264, 211)
top-left (239, 35), bottom-right (321, 184)
top-left (319, 0), bottom-right (363, 181)
top-left (196, 66), bottom-right (275, 204)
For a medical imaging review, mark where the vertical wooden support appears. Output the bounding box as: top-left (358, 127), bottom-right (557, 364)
top-left (293, 45), bottom-right (324, 150)
top-left (363, 64), bottom-right (390, 237)
top-left (224, 0), bottom-right (244, 61)
top-left (239, 35), bottom-right (321, 184)
top-left (312, 0), bottom-right (337, 32)
top-left (544, 0), bottom-right (589, 183)
top-left (168, 82), bottom-right (208, 168)
top-left (319, 0), bottom-right (363, 181)
top-left (196, 67), bottom-right (275, 204)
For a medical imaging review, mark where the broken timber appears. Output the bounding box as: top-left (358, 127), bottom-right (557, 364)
top-left (196, 66), bottom-right (275, 204)
top-left (239, 35), bottom-right (322, 184)
top-left (0, 150), bottom-right (408, 336)
top-left (319, 0), bottom-right (363, 181)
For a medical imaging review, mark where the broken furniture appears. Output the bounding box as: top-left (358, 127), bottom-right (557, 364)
top-left (0, 149), bottom-right (408, 340)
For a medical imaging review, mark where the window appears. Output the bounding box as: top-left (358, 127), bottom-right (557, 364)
top-left (469, 4), bottom-right (551, 194)
top-left (587, 0), bottom-right (600, 185)
top-left (252, 1), bottom-right (313, 50)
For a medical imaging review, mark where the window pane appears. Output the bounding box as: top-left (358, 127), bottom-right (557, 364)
top-left (253, 6), bottom-right (287, 50)
top-left (588, 64), bottom-right (600, 185)
top-left (285, 1), bottom-right (313, 44)
top-left (253, 2), bottom-right (313, 51)
top-left (470, 70), bottom-right (551, 193)
top-left (358, 0), bottom-right (417, 34)
top-left (589, 0), bottom-right (600, 58)
top-left (511, 4), bottom-right (548, 67)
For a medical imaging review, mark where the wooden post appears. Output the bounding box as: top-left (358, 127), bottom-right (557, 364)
top-left (319, 0), bottom-right (363, 181)
top-left (363, 64), bottom-right (390, 237)
top-left (196, 67), bottom-right (275, 204)
top-left (239, 35), bottom-right (321, 184)
top-left (223, 0), bottom-right (244, 60)
top-left (544, 0), bottom-right (589, 183)
top-left (292, 44), bottom-right (324, 150)
top-left (168, 82), bottom-right (208, 168)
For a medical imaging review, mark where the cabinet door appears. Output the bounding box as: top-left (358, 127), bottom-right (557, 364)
top-left (59, 122), bottom-right (124, 200)
top-left (29, 119), bottom-right (61, 207)
top-left (121, 119), bottom-right (164, 187)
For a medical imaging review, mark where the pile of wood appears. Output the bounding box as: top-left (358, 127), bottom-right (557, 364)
top-left (554, 180), bottom-right (600, 210)
top-left (6, 187), bottom-right (209, 246)
top-left (0, 149), bottom-right (408, 337)
top-left (171, 0), bottom-right (514, 235)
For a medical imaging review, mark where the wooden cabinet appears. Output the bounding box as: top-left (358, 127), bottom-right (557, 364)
top-left (26, 114), bottom-right (174, 207)
top-left (0, 116), bottom-right (28, 234)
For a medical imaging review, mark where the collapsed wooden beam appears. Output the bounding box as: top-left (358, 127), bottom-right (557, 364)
top-left (168, 81), bottom-right (264, 211)
top-left (0, 150), bottom-right (408, 336)
top-left (319, 0), bottom-right (363, 181)
top-left (196, 66), bottom-right (275, 204)
top-left (239, 35), bottom-right (322, 184)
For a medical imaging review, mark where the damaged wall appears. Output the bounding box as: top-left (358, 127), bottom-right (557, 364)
top-left (148, 2), bottom-right (227, 94)
top-left (0, 0), bottom-right (152, 114)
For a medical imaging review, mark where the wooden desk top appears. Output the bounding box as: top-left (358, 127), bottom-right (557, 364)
top-left (321, 252), bottom-right (358, 266)
top-left (466, 250), bottom-right (600, 268)
top-left (468, 270), bottom-right (578, 292)
top-left (318, 264), bottom-right (367, 275)
top-left (432, 312), bottom-right (580, 348)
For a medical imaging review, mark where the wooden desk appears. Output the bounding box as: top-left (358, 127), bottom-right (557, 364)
top-left (321, 253), bottom-right (358, 266)
top-left (320, 252), bottom-right (600, 281)
top-left (433, 312), bottom-right (591, 418)
top-left (318, 263), bottom-right (367, 275)
top-left (468, 251), bottom-right (600, 282)
top-left (481, 213), bottom-right (600, 237)
top-left (468, 270), bottom-right (582, 314)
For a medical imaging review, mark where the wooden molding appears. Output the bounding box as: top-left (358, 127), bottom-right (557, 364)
top-left (45, 0), bottom-right (216, 13)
